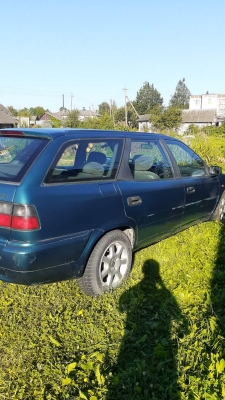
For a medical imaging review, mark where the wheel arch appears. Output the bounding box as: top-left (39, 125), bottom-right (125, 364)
top-left (77, 227), bottom-right (134, 295)
top-left (76, 225), bottom-right (136, 279)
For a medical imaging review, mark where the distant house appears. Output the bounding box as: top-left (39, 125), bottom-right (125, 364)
top-left (137, 114), bottom-right (152, 132)
top-left (78, 108), bottom-right (97, 121)
top-left (138, 94), bottom-right (225, 134)
top-left (0, 104), bottom-right (18, 128)
top-left (177, 93), bottom-right (225, 134)
top-left (37, 108), bottom-right (98, 126)
top-left (179, 109), bottom-right (217, 134)
top-left (18, 116), bottom-right (38, 127)
top-left (189, 93), bottom-right (225, 119)
top-left (37, 110), bottom-right (68, 127)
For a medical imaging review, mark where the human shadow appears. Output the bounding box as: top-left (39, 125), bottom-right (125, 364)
top-left (107, 259), bottom-right (187, 400)
top-left (209, 221), bottom-right (225, 394)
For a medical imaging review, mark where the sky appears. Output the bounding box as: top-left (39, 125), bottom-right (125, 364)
top-left (0, 0), bottom-right (225, 113)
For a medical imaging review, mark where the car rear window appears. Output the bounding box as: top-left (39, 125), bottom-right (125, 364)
top-left (0, 137), bottom-right (48, 183)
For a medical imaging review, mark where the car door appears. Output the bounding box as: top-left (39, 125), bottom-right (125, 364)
top-left (164, 139), bottom-right (220, 227)
top-left (117, 138), bottom-right (185, 248)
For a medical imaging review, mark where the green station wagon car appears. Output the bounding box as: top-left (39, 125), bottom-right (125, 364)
top-left (0, 128), bottom-right (223, 295)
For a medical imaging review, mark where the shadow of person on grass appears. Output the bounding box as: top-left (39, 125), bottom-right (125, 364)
top-left (209, 221), bottom-right (225, 395)
top-left (107, 259), bottom-right (187, 400)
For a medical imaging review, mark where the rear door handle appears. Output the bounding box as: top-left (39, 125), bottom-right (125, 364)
top-left (127, 196), bottom-right (142, 206)
top-left (187, 186), bottom-right (195, 194)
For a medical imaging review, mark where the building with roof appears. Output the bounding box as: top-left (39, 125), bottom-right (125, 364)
top-left (179, 109), bottom-right (217, 134)
top-left (137, 93), bottom-right (225, 134)
top-left (178, 93), bottom-right (225, 134)
top-left (137, 114), bottom-right (152, 132)
top-left (37, 108), bottom-right (98, 127)
top-left (189, 94), bottom-right (225, 118)
top-left (0, 104), bottom-right (18, 128)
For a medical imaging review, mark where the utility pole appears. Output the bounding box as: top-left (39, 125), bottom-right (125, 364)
top-left (123, 88), bottom-right (128, 126)
top-left (110, 99), bottom-right (115, 124)
top-left (70, 92), bottom-right (74, 111)
top-left (126, 95), bottom-right (140, 118)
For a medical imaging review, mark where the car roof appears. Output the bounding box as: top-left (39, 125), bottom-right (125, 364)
top-left (0, 128), bottom-right (178, 141)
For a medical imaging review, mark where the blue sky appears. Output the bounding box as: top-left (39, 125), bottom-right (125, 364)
top-left (0, 0), bottom-right (225, 112)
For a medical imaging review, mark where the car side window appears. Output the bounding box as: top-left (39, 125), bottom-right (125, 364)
top-left (45, 139), bottom-right (123, 183)
top-left (129, 140), bottom-right (173, 181)
top-left (166, 141), bottom-right (207, 177)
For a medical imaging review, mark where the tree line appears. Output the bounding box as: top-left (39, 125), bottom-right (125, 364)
top-left (8, 78), bottom-right (191, 132)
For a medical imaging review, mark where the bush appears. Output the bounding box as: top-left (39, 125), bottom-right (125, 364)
top-left (183, 135), bottom-right (225, 171)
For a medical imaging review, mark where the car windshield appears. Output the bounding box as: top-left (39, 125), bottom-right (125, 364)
top-left (0, 136), bottom-right (48, 183)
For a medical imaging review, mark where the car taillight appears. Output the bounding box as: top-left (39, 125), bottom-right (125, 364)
top-left (0, 202), bottom-right (39, 230)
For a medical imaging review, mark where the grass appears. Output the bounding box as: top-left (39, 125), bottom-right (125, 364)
top-left (0, 221), bottom-right (225, 399)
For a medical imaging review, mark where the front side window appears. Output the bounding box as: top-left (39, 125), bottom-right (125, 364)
top-left (129, 140), bottom-right (173, 181)
top-left (167, 141), bottom-right (207, 177)
top-left (46, 139), bottom-right (123, 183)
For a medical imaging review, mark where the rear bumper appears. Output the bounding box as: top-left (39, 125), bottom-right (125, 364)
top-left (0, 261), bottom-right (78, 285)
top-left (0, 230), bottom-right (93, 285)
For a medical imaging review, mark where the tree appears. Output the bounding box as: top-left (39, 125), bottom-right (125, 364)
top-left (49, 116), bottom-right (62, 128)
top-left (149, 106), bottom-right (182, 132)
top-left (65, 109), bottom-right (80, 128)
top-left (29, 106), bottom-right (46, 119)
top-left (98, 102), bottom-right (110, 115)
top-left (134, 81), bottom-right (163, 115)
top-left (169, 78), bottom-right (191, 109)
top-left (114, 106), bottom-right (138, 129)
top-left (7, 106), bottom-right (18, 117)
top-left (82, 114), bottom-right (114, 130)
top-left (18, 108), bottom-right (30, 117)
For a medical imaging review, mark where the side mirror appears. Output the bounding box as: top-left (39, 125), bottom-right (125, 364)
top-left (209, 166), bottom-right (222, 176)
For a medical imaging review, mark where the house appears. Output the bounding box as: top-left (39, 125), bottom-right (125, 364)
top-left (37, 110), bottom-right (68, 127)
top-left (189, 93), bottom-right (225, 119)
top-left (188, 93), bottom-right (225, 128)
top-left (78, 108), bottom-right (97, 121)
top-left (37, 108), bottom-right (99, 126)
top-left (0, 104), bottom-right (18, 128)
top-left (177, 93), bottom-right (225, 134)
top-left (179, 109), bottom-right (217, 134)
top-left (18, 116), bottom-right (38, 127)
top-left (137, 114), bottom-right (152, 132)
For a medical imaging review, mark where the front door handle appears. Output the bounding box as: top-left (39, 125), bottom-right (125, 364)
top-left (187, 186), bottom-right (195, 194)
top-left (127, 196), bottom-right (142, 206)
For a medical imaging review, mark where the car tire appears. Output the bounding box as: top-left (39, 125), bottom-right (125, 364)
top-left (77, 230), bottom-right (132, 296)
top-left (212, 191), bottom-right (225, 221)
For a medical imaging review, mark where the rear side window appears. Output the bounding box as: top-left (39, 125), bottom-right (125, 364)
top-left (0, 137), bottom-right (47, 183)
top-left (45, 139), bottom-right (123, 183)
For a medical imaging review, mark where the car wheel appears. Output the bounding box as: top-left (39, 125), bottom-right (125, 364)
top-left (212, 192), bottom-right (225, 221)
top-left (77, 230), bottom-right (132, 296)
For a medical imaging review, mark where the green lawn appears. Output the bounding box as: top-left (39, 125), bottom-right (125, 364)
top-left (0, 221), bottom-right (225, 399)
